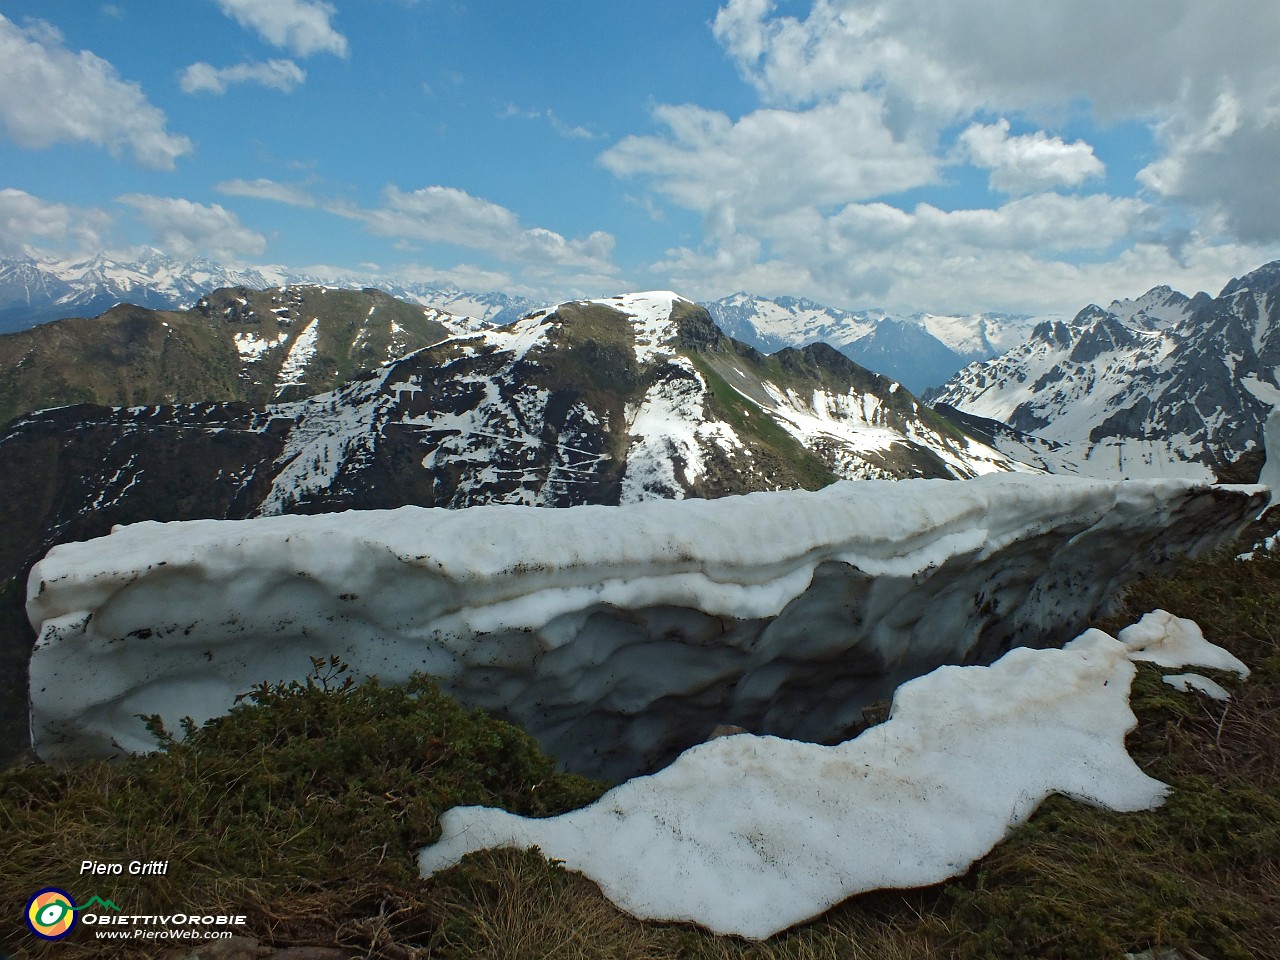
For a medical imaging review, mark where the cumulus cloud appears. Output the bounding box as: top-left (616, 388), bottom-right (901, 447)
top-left (591, 0), bottom-right (1280, 312)
top-left (709, 0), bottom-right (1280, 242)
top-left (180, 59), bottom-right (306, 94)
top-left (331, 185), bottom-right (617, 276)
top-left (602, 93), bottom-right (938, 231)
top-left (712, 0), bottom-right (1280, 117)
top-left (959, 119), bottom-right (1104, 195)
top-left (117, 195), bottom-right (267, 261)
top-left (213, 0), bottom-right (348, 58)
top-left (0, 16), bottom-right (192, 169)
top-left (648, 191), bottom-right (1186, 313)
top-left (215, 178), bottom-right (316, 207)
top-left (1137, 93), bottom-right (1280, 244)
top-left (0, 188), bottom-right (111, 256)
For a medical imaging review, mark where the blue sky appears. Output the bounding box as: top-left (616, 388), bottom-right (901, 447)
top-left (2, 0), bottom-right (1279, 315)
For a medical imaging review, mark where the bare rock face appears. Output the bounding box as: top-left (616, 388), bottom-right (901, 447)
top-left (932, 263), bottom-right (1280, 479)
top-left (27, 475), bottom-right (1262, 779)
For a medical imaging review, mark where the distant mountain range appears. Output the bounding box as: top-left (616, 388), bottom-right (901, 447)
top-left (0, 252), bottom-right (1043, 393)
top-left (932, 262), bottom-right (1280, 479)
top-left (702, 293), bottom-right (1040, 393)
top-left (0, 251), bottom-right (539, 334)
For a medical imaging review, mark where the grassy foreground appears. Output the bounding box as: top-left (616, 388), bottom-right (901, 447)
top-left (2, 553), bottom-right (1278, 959)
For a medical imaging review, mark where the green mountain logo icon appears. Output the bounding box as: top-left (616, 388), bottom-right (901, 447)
top-left (73, 896), bottom-right (121, 912)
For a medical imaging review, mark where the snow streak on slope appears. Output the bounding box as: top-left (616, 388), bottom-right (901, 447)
top-left (621, 359), bottom-right (744, 502)
top-left (233, 330), bottom-right (288, 360)
top-left (257, 374), bottom-right (397, 516)
top-left (757, 381), bottom-right (1017, 480)
top-left (592, 291), bottom-right (689, 363)
top-left (419, 611), bottom-right (1246, 939)
top-left (273, 318), bottom-right (320, 396)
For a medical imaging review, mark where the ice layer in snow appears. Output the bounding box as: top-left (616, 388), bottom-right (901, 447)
top-left (26, 475), bottom-right (1263, 775)
top-left (418, 611), bottom-right (1248, 939)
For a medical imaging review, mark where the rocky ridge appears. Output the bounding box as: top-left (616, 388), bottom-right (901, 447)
top-left (932, 263), bottom-right (1280, 478)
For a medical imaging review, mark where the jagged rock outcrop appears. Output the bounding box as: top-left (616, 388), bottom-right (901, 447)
top-left (933, 263), bottom-right (1280, 479)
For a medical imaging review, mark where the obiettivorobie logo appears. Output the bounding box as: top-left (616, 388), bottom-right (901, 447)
top-left (25, 889), bottom-right (120, 940)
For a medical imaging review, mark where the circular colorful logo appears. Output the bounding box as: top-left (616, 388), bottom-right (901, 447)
top-left (26, 888), bottom-right (78, 940)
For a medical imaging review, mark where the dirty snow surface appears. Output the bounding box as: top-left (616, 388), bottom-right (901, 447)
top-left (419, 611), bottom-right (1247, 939)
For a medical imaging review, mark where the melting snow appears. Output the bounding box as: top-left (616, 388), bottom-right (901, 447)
top-left (274, 318), bottom-right (320, 395)
top-left (591, 292), bottom-right (690, 364)
top-left (419, 610), bottom-right (1246, 938)
top-left (1162, 673), bottom-right (1231, 701)
top-left (621, 358), bottom-right (742, 502)
top-left (27, 477), bottom-right (1261, 778)
top-left (233, 330), bottom-right (288, 360)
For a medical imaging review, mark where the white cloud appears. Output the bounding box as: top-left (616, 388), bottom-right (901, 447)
top-left (499, 104), bottom-right (599, 140)
top-left (215, 178), bottom-right (316, 207)
top-left (0, 188), bottom-right (111, 256)
top-left (1138, 93), bottom-right (1280, 244)
top-left (648, 192), bottom-right (1207, 314)
top-left (0, 16), bottom-right (192, 169)
top-left (180, 59), bottom-right (306, 94)
top-left (213, 0), bottom-right (348, 58)
top-left (590, 1), bottom-right (1280, 313)
top-left (713, 0), bottom-right (1280, 118)
top-left (959, 119), bottom-right (1104, 195)
top-left (117, 195), bottom-right (267, 261)
top-left (657, 228), bottom-right (1277, 318)
top-left (331, 185), bottom-right (617, 276)
top-left (709, 0), bottom-right (1280, 242)
top-left (601, 93), bottom-right (938, 231)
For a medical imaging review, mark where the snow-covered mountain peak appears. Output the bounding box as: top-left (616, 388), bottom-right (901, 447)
top-left (1107, 285), bottom-right (1196, 330)
top-left (587, 291), bottom-right (693, 363)
top-left (1220, 261), bottom-right (1280, 299)
top-left (1029, 318), bottom-right (1076, 348)
top-left (933, 260), bottom-right (1280, 479)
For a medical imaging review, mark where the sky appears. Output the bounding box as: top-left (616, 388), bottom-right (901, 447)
top-left (2, 0), bottom-right (1280, 316)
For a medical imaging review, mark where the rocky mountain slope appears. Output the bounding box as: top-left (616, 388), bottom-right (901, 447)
top-left (0, 291), bottom-right (1028, 765)
top-left (4, 292), bottom-right (1027, 543)
top-left (0, 251), bottom-right (540, 333)
top-left (703, 293), bottom-right (1038, 393)
top-left (932, 263), bottom-right (1280, 478)
top-left (0, 284), bottom-right (461, 427)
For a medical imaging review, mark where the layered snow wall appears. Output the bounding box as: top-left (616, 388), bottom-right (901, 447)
top-left (27, 475), bottom-right (1263, 776)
